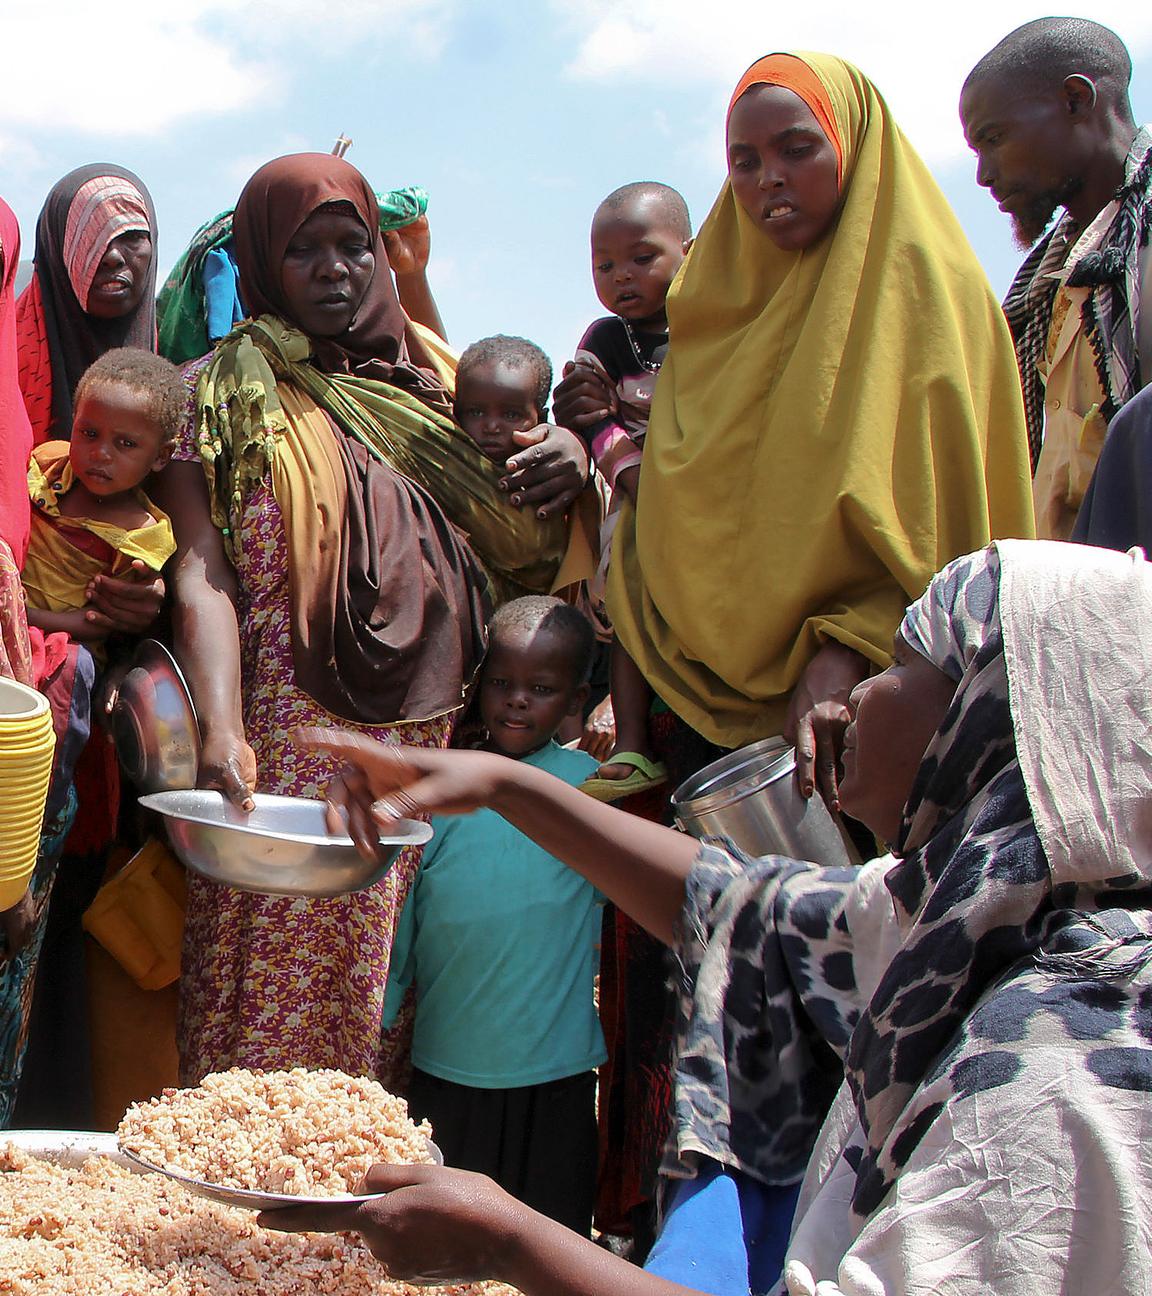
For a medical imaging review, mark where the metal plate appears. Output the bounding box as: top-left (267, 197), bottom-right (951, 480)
top-left (118, 1139), bottom-right (443, 1211)
top-left (0, 1129), bottom-right (127, 1169)
top-left (0, 1129), bottom-right (441, 1213)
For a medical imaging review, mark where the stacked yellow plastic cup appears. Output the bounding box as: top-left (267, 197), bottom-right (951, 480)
top-left (0, 677), bottom-right (55, 911)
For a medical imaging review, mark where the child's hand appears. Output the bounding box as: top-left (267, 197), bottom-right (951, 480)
top-left (94, 657), bottom-right (132, 721)
top-left (84, 560), bottom-right (164, 636)
top-left (294, 729), bottom-right (507, 859)
top-left (27, 605), bottom-right (113, 645)
top-left (578, 695), bottom-right (616, 762)
top-left (552, 360), bottom-right (613, 431)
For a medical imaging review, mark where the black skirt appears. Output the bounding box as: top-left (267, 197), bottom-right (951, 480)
top-left (408, 1067), bottom-right (598, 1236)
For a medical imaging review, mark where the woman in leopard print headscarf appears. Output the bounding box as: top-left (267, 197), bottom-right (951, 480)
top-left (265, 540), bottom-right (1152, 1296)
top-left (780, 538), bottom-right (1152, 1294)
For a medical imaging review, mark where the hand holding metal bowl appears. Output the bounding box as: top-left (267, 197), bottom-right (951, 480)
top-left (112, 641), bottom-right (432, 897)
top-left (138, 790), bottom-right (432, 898)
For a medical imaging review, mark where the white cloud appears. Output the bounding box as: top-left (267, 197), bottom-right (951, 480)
top-left (1, 5), bottom-right (264, 134)
top-left (222, 135), bottom-right (315, 185)
top-left (0, 136), bottom-right (46, 177)
top-left (239, 0), bottom-right (455, 59)
top-left (553, 1), bottom-right (1152, 162)
top-left (0, 0), bottom-right (453, 137)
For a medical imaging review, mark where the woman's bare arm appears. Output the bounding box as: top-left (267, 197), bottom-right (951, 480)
top-left (152, 460), bottom-right (256, 808)
top-left (261, 1164), bottom-right (705, 1296)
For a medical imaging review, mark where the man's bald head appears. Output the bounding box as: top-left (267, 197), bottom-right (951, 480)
top-left (964, 17), bottom-right (1133, 122)
top-left (961, 19), bottom-right (1138, 245)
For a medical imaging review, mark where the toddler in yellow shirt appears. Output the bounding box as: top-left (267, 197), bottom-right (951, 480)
top-left (22, 348), bottom-right (182, 658)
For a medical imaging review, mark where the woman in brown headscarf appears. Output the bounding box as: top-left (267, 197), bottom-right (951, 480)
top-left (160, 153), bottom-right (589, 1083)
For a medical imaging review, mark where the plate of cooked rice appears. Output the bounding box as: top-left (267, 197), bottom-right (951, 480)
top-left (0, 1076), bottom-right (509, 1296)
top-left (116, 1066), bottom-right (442, 1210)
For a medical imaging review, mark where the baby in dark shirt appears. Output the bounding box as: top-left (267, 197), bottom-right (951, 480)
top-left (573, 185), bottom-right (691, 796)
top-left (575, 182), bottom-right (691, 529)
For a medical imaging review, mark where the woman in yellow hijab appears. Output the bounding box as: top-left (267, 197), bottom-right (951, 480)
top-left (597, 52), bottom-right (1035, 805)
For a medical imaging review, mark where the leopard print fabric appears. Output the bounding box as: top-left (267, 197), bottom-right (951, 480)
top-left (847, 543), bottom-right (1152, 1220)
top-left (668, 543), bottom-right (1152, 1241)
top-left (665, 847), bottom-right (861, 1186)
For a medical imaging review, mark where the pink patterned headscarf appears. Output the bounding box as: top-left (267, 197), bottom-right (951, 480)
top-left (15, 164), bottom-right (157, 441)
top-left (62, 175), bottom-right (150, 309)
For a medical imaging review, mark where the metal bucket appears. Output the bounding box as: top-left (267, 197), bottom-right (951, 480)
top-left (671, 736), bottom-right (858, 866)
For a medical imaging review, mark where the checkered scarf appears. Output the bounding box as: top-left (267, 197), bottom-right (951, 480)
top-left (1002, 127), bottom-right (1152, 472)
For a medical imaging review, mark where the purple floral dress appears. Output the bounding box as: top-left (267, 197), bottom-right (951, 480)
top-left (175, 360), bottom-right (449, 1083)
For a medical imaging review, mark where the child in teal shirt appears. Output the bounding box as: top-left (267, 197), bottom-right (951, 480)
top-left (382, 596), bottom-right (603, 1234)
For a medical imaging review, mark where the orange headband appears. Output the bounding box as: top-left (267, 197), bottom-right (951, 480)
top-left (727, 53), bottom-right (843, 185)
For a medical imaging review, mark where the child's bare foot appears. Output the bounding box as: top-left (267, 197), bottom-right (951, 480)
top-left (596, 757), bottom-right (636, 781)
top-left (595, 749), bottom-right (660, 781)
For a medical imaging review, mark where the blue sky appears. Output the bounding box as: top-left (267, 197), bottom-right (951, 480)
top-left (4, 1), bottom-right (1152, 380)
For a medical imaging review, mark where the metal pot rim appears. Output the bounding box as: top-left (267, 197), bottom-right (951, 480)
top-left (671, 737), bottom-right (796, 817)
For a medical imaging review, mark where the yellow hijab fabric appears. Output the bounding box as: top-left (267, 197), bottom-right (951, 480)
top-left (607, 52), bottom-right (1035, 749)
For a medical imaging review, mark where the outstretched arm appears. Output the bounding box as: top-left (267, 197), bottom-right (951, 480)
top-left (260, 1164), bottom-right (704, 1296)
top-left (296, 729), bottom-right (698, 946)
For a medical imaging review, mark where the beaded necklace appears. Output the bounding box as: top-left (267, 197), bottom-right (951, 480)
top-left (620, 317), bottom-right (663, 374)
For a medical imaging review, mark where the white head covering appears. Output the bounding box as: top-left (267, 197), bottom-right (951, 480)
top-left (998, 539), bottom-right (1152, 889)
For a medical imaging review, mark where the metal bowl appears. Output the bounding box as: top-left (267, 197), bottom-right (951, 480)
top-left (111, 640), bottom-right (201, 793)
top-left (138, 790), bottom-right (432, 897)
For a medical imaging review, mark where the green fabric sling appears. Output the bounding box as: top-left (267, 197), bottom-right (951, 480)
top-left (195, 315), bottom-right (570, 596)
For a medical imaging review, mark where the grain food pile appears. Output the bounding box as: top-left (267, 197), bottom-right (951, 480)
top-left (118, 1068), bottom-right (435, 1196)
top-left (0, 1143), bottom-right (521, 1296)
